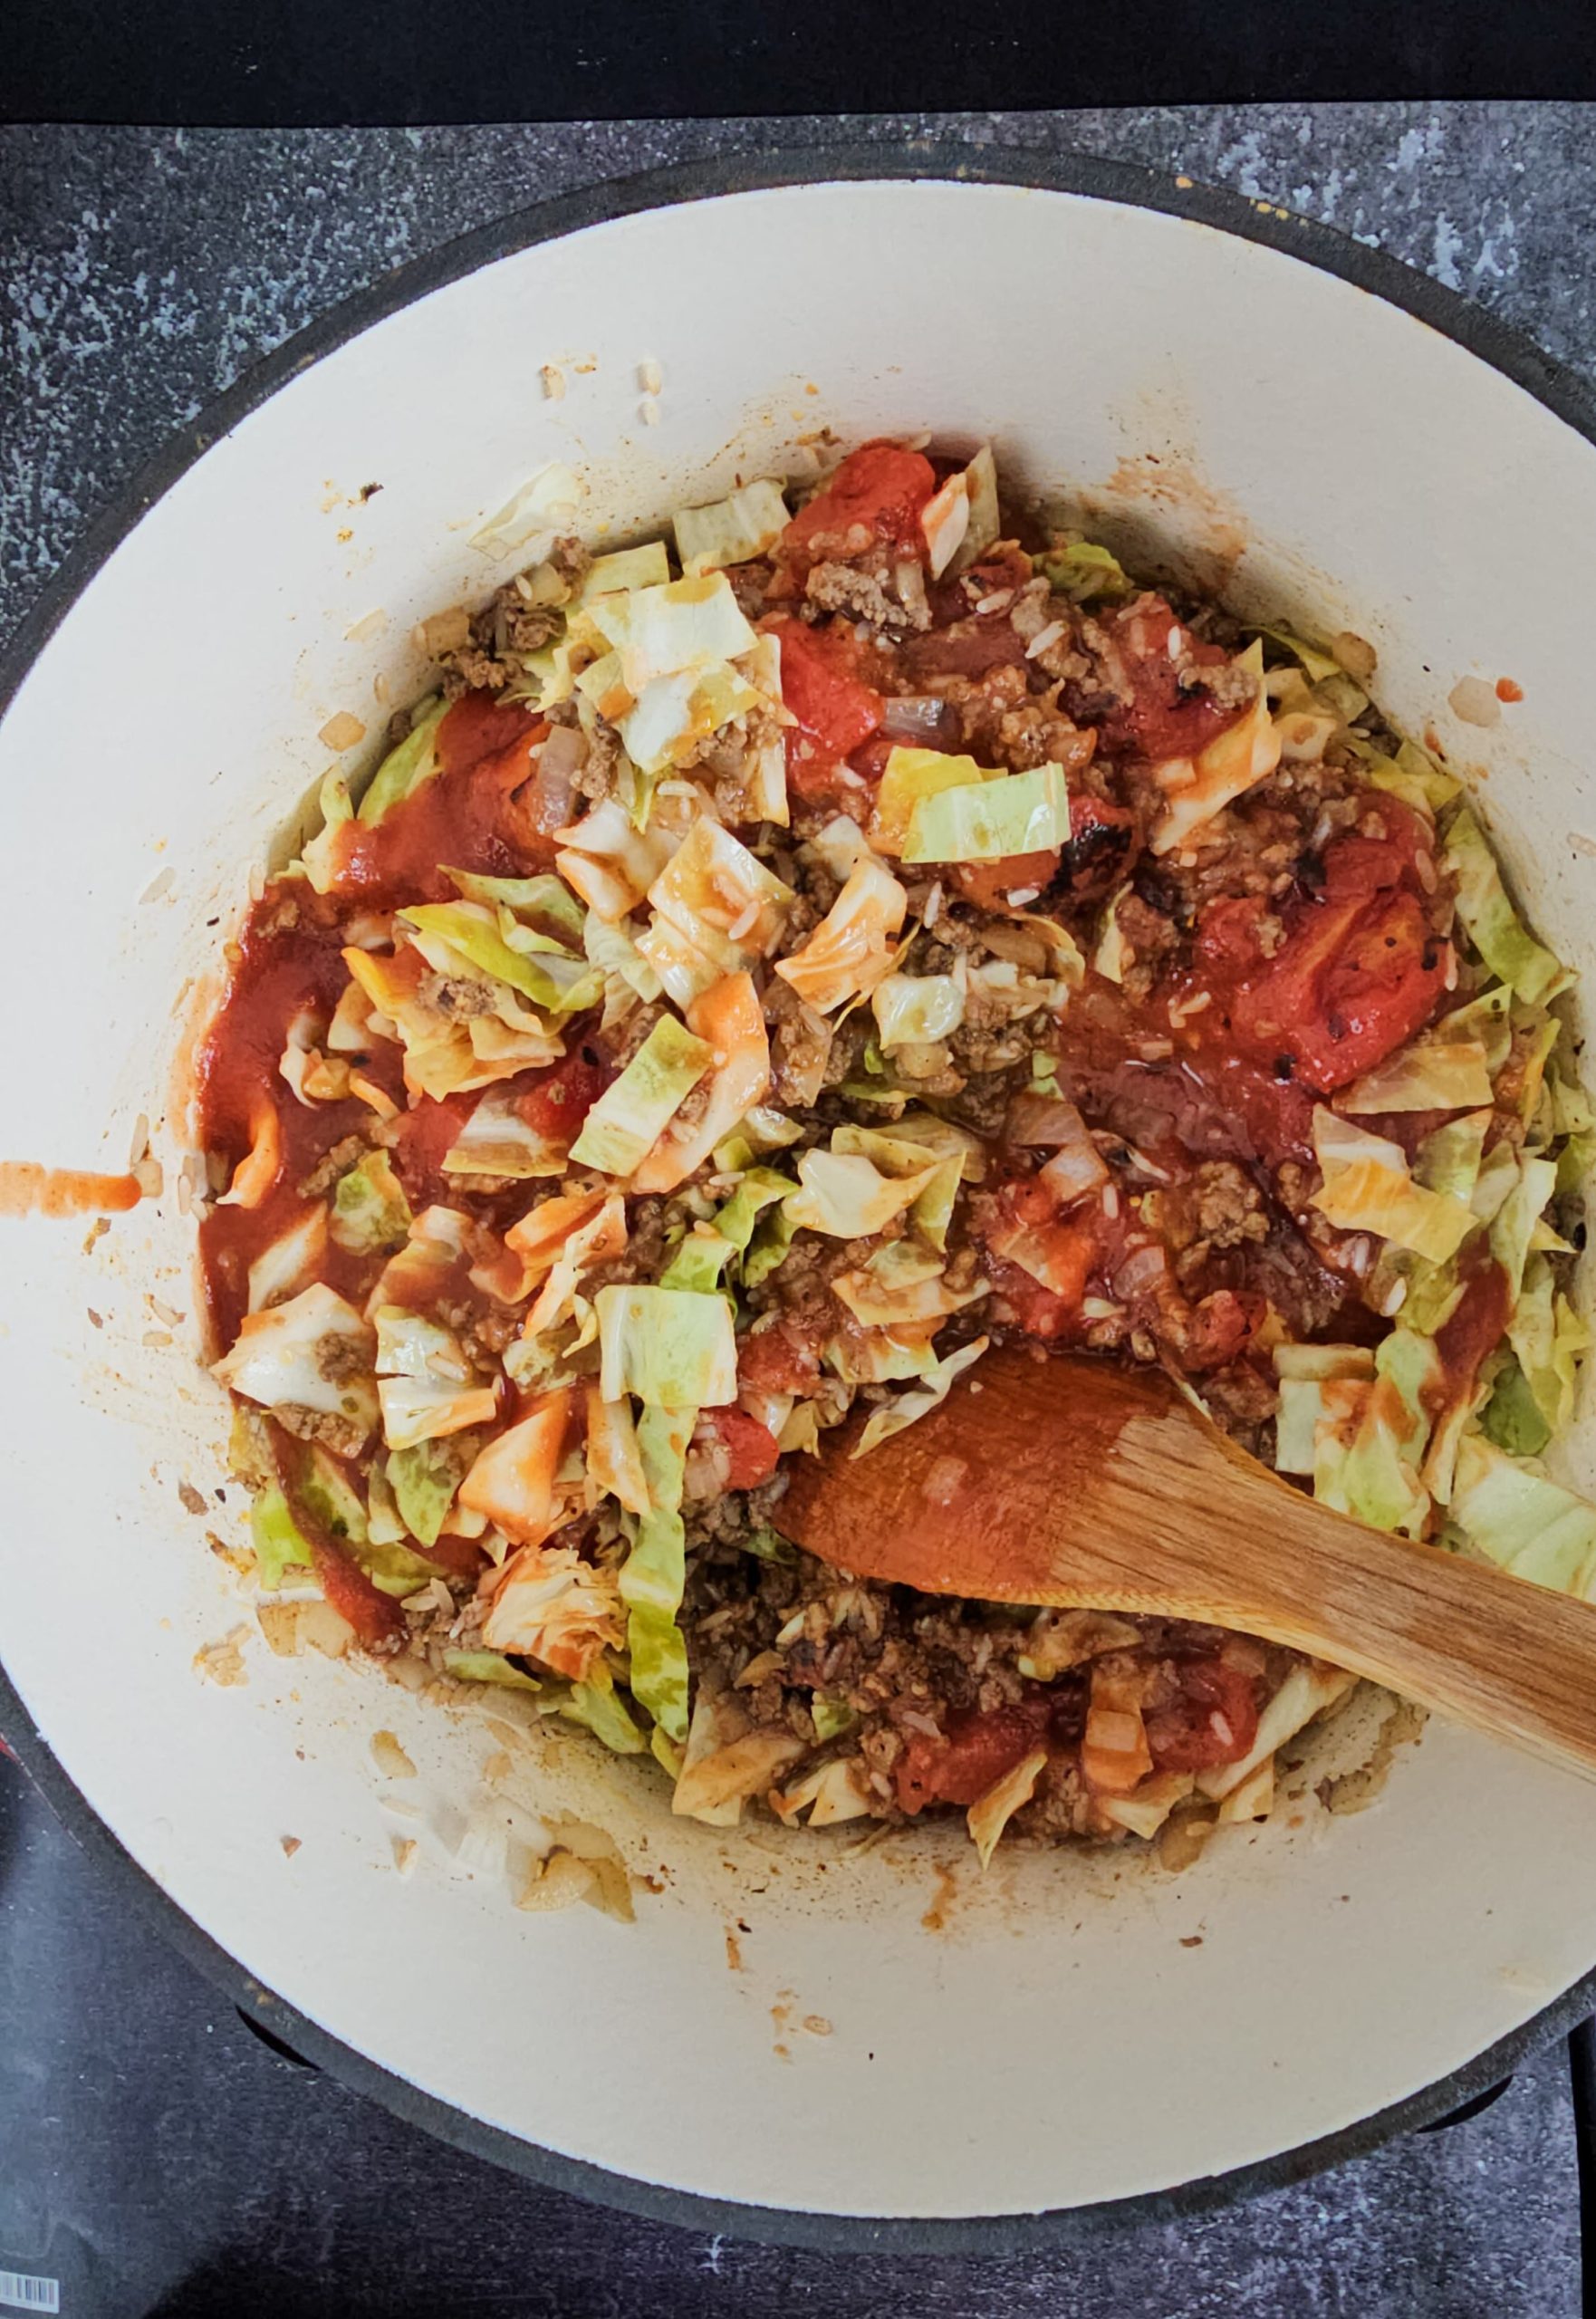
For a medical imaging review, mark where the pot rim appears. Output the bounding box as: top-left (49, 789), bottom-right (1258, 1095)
top-left (3, 138), bottom-right (1592, 2255)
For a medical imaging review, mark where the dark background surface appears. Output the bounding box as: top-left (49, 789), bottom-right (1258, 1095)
top-left (1, 104), bottom-right (1593, 2314)
top-left (5, 4), bottom-right (1595, 124)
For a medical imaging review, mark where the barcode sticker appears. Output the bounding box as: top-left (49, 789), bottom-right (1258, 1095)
top-left (0, 2273), bottom-right (61, 2313)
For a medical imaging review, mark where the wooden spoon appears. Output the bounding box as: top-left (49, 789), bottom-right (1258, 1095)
top-left (776, 1343), bottom-right (1596, 1783)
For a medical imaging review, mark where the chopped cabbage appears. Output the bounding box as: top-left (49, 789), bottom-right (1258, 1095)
top-left (1361, 736), bottom-right (1461, 818)
top-left (246, 1206), bottom-right (330, 1313)
top-left (709, 1166), bottom-right (794, 1256)
top-left (1506, 1253), bottom-right (1591, 1439)
top-left (1445, 805), bottom-right (1570, 1005)
top-left (357, 697), bottom-right (449, 825)
top-left (966, 1743), bottom-right (1048, 1870)
top-left (1095, 1768), bottom-right (1198, 1842)
top-left (620, 1403), bottom-right (697, 1741)
top-left (1037, 538), bottom-right (1135, 603)
top-left (400, 900), bottom-right (600, 1015)
top-left (387, 1436), bottom-right (470, 1547)
top-left (631, 972), bottom-right (771, 1195)
top-left (513, 1191), bottom-right (628, 1351)
top-left (374, 1307), bottom-right (497, 1451)
top-left (212, 1284), bottom-right (378, 1440)
top-left (1255, 624), bottom-right (1342, 684)
top-left (870, 747), bottom-right (1000, 856)
top-left (441, 1091), bottom-right (570, 1180)
top-left (832, 1256), bottom-right (978, 1328)
top-left (341, 945), bottom-right (559, 1102)
top-left (783, 1147), bottom-right (937, 1238)
top-left (871, 971), bottom-right (966, 1048)
top-left (443, 866), bottom-right (586, 946)
top-left (774, 855), bottom-right (908, 1013)
top-left (469, 461), bottom-right (582, 561)
top-left (556, 1672), bottom-right (648, 1754)
top-left (1150, 643), bottom-right (1282, 857)
top-left (853, 1336), bottom-right (990, 1458)
top-left (831, 1121), bottom-right (963, 1248)
top-left (595, 1285), bottom-right (738, 1408)
top-left (1340, 1037), bottom-right (1494, 1116)
top-left (659, 1227), bottom-right (736, 1294)
top-left (901, 763), bottom-right (1070, 864)
top-left (949, 444), bottom-right (1000, 575)
top-left (1195, 1665), bottom-right (1358, 1800)
top-left (920, 447), bottom-right (998, 580)
top-left (632, 910), bottom-right (725, 1006)
top-left (554, 797), bottom-right (678, 921)
top-left (301, 768), bottom-right (355, 894)
top-left (443, 1649), bottom-right (543, 1694)
top-left (329, 1150), bottom-right (413, 1254)
top-left (645, 818), bottom-right (793, 977)
top-left (1338, 1329), bottom-right (1440, 1535)
top-left (742, 1200), bottom-right (800, 1288)
top-left (483, 1539), bottom-right (621, 1679)
top-left (579, 541), bottom-right (672, 600)
top-left (1310, 1109), bottom-right (1476, 1264)
top-left (582, 909), bottom-right (664, 1003)
top-left (251, 1485), bottom-right (315, 1589)
top-left (583, 1383), bottom-right (651, 1516)
top-left (774, 1756), bottom-right (874, 1827)
top-left (1489, 1151), bottom-right (1558, 1302)
top-left (673, 479), bottom-right (790, 575)
top-left (569, 1013), bottom-right (713, 1177)
top-left (1481, 1357), bottom-right (1553, 1458)
top-left (1413, 1109), bottom-right (1492, 1202)
top-left (460, 1392), bottom-right (573, 1544)
top-left (607, 661), bottom-right (764, 778)
top-left (587, 571), bottom-right (757, 693)
top-left (1451, 1433), bottom-right (1596, 1597)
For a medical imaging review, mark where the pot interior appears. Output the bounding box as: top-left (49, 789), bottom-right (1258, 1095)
top-left (4, 170), bottom-right (1596, 2227)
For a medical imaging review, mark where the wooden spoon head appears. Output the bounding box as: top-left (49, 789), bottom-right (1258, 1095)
top-left (776, 1343), bottom-right (1212, 1606)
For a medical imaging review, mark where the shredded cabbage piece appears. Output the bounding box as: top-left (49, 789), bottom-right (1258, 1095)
top-left (620, 1403), bottom-right (697, 1741)
top-left (329, 1150), bottom-right (412, 1254)
top-left (374, 1307), bottom-right (497, 1451)
top-left (901, 763), bottom-right (1070, 864)
top-left (673, 480), bottom-right (791, 575)
top-left (595, 1285), bottom-right (738, 1408)
top-left (1445, 805), bottom-right (1570, 1005)
top-left (357, 697), bottom-right (450, 826)
top-left (1311, 1109), bottom-right (1476, 1263)
top-left (1451, 1433), bottom-right (1596, 1598)
top-left (967, 1744), bottom-right (1049, 1869)
top-left (1149, 643), bottom-right (1282, 857)
top-left (569, 1014), bottom-right (713, 1178)
top-left (852, 1336), bottom-right (990, 1458)
top-left (443, 1649), bottom-right (543, 1694)
top-left (1340, 1037), bottom-right (1494, 1116)
top-left (213, 1283), bottom-right (378, 1441)
top-left (774, 855), bottom-right (908, 1013)
top-left (483, 1535), bottom-right (621, 1679)
top-left (1037, 537), bottom-right (1135, 603)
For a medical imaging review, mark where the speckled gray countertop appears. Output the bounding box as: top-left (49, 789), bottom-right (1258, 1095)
top-left (1, 104), bottom-right (1592, 2316)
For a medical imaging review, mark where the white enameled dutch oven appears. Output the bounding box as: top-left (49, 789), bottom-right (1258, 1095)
top-left (5, 149), bottom-right (1596, 2252)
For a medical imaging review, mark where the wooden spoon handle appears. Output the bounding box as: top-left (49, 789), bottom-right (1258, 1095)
top-left (1131, 1420), bottom-right (1596, 1784)
top-left (778, 1347), bottom-right (1596, 1785)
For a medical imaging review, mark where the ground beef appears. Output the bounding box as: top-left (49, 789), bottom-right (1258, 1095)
top-left (804, 558), bottom-right (931, 632)
top-left (274, 1403), bottom-right (369, 1458)
top-left (297, 1134), bottom-right (370, 1199)
top-left (437, 584), bottom-right (565, 697)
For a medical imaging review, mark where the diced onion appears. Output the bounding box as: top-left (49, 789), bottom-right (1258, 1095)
top-left (880, 695), bottom-right (962, 749)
